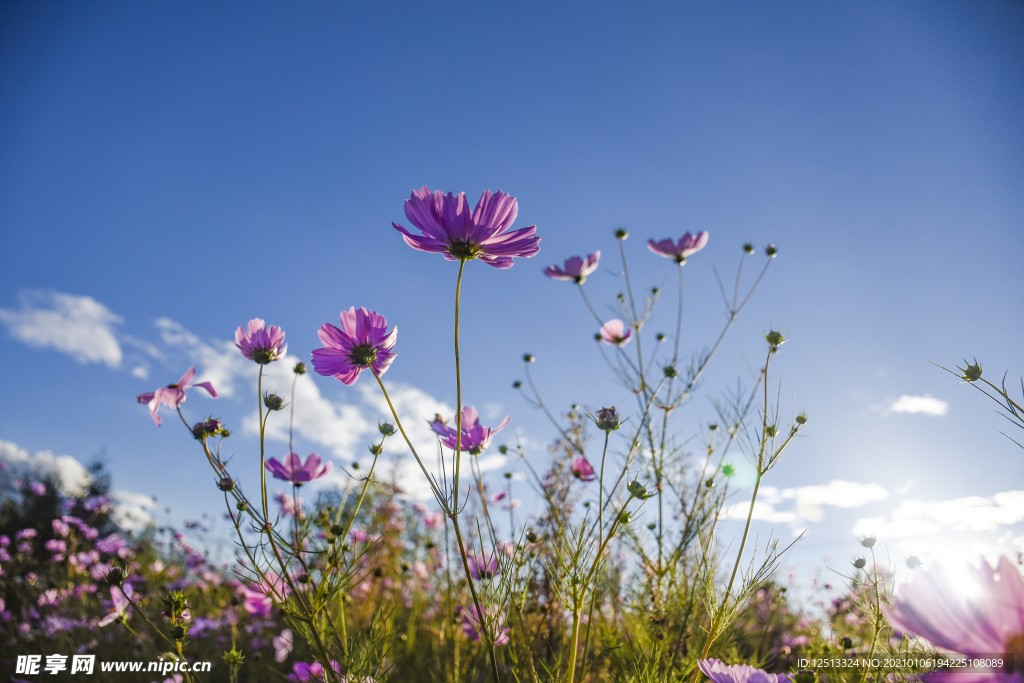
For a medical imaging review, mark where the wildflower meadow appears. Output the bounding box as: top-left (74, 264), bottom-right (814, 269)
top-left (2, 185), bottom-right (1022, 683)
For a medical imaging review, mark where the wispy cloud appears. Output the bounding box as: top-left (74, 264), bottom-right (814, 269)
top-left (110, 490), bottom-right (158, 531)
top-left (724, 480), bottom-right (890, 527)
top-left (0, 290), bottom-right (122, 368)
top-left (853, 490), bottom-right (1024, 538)
top-left (889, 394), bottom-right (948, 416)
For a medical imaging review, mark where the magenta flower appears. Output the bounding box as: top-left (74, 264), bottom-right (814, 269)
top-left (458, 604), bottom-right (510, 645)
top-left (235, 318), bottom-right (287, 364)
top-left (265, 453), bottom-right (333, 486)
top-left (544, 252), bottom-right (600, 284)
top-left (288, 660), bottom-right (340, 682)
top-left (239, 572), bottom-right (291, 618)
top-left (599, 320), bottom-right (632, 347)
top-left (698, 659), bottom-right (791, 683)
top-left (273, 628), bottom-right (293, 663)
top-left (647, 231), bottom-right (709, 264)
top-left (312, 307), bottom-right (397, 385)
top-left (97, 585), bottom-right (133, 627)
top-left (884, 555), bottom-right (1024, 679)
top-left (468, 551), bottom-right (499, 580)
top-left (430, 406), bottom-right (511, 455)
top-left (392, 186), bottom-right (540, 268)
top-left (571, 457), bottom-right (596, 482)
top-left (136, 367), bottom-right (218, 427)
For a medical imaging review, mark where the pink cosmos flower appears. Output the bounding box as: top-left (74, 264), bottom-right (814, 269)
top-left (600, 320), bottom-right (632, 347)
top-left (265, 453), bottom-right (333, 486)
top-left (571, 457), bottom-right (596, 482)
top-left (240, 572), bottom-right (291, 618)
top-left (698, 659), bottom-right (791, 683)
top-left (235, 318), bottom-right (287, 364)
top-left (136, 367), bottom-right (218, 427)
top-left (430, 406), bottom-right (511, 455)
top-left (423, 512), bottom-right (445, 529)
top-left (274, 491), bottom-right (305, 519)
top-left (288, 660), bottom-right (340, 682)
top-left (884, 555), bottom-right (1024, 681)
top-left (544, 252), bottom-right (600, 284)
top-left (468, 551), bottom-right (499, 581)
top-left (458, 604), bottom-right (510, 645)
top-left (273, 628), bottom-right (294, 663)
top-left (98, 585), bottom-right (133, 627)
top-left (392, 186), bottom-right (540, 268)
top-left (647, 231), bottom-right (709, 264)
top-left (312, 307), bottom-right (397, 385)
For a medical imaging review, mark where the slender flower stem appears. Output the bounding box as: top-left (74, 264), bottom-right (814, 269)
top-left (258, 366), bottom-right (269, 525)
top-left (580, 430), bottom-right (610, 666)
top-left (453, 258), bottom-right (466, 511)
top-left (673, 264), bottom-right (684, 364)
top-left (577, 285), bottom-right (603, 326)
top-left (689, 346), bottom-right (773, 683)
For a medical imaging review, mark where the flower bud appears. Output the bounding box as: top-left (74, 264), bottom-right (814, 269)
top-left (595, 407), bottom-right (621, 432)
top-left (526, 530), bottom-right (539, 543)
top-left (618, 510), bottom-right (631, 524)
top-left (192, 423), bottom-right (207, 440)
top-left (593, 333), bottom-right (602, 341)
top-left (705, 478), bottom-right (715, 488)
top-left (765, 329), bottom-right (786, 349)
top-left (293, 362), bottom-right (306, 375)
top-left (297, 574), bottom-right (310, 584)
top-left (263, 392), bottom-right (285, 411)
top-left (503, 472), bottom-right (512, 480)
top-left (217, 478), bottom-right (235, 492)
top-left (765, 425), bottom-right (777, 438)
top-left (614, 228), bottom-right (629, 240)
top-left (765, 244), bottom-right (778, 258)
top-left (840, 637), bottom-right (854, 649)
top-left (330, 524), bottom-right (343, 536)
top-left (861, 535), bottom-right (876, 548)
top-left (352, 462), bottom-right (360, 470)
top-left (651, 286), bottom-right (659, 295)
top-left (512, 381), bottom-right (522, 389)
top-left (498, 445), bottom-right (508, 455)
top-left (104, 565), bottom-right (128, 587)
top-left (172, 626), bottom-right (186, 640)
top-left (743, 243), bottom-right (755, 254)
top-left (223, 648), bottom-right (245, 668)
top-left (853, 557), bottom-right (866, 569)
top-left (795, 413), bottom-right (807, 425)
top-left (369, 443), bottom-right (382, 455)
top-left (663, 365), bottom-right (677, 378)
top-left (794, 671), bottom-right (817, 683)
top-left (656, 333), bottom-right (666, 342)
top-left (906, 555), bottom-right (922, 569)
top-left (647, 523), bottom-right (656, 530)
top-left (961, 360), bottom-right (983, 382)
top-left (709, 423), bottom-right (718, 431)
top-left (627, 479), bottom-right (651, 500)
top-left (523, 353), bottom-right (535, 363)
top-left (236, 501), bottom-right (247, 511)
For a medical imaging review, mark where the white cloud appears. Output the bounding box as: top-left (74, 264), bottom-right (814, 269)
top-left (236, 355), bottom-right (459, 499)
top-left (0, 439), bottom-right (92, 497)
top-left (853, 490), bottom-right (1024, 538)
top-left (0, 290), bottom-right (122, 368)
top-left (110, 490), bottom-right (158, 531)
top-left (725, 480), bottom-right (889, 526)
top-left (889, 395), bottom-right (948, 416)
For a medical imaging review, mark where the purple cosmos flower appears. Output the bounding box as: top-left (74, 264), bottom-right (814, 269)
top-left (392, 186), bottom-right (540, 268)
top-left (884, 555), bottom-right (1024, 680)
top-left (571, 457), bottom-right (596, 482)
top-left (600, 320), bottom-right (632, 347)
top-left (287, 660), bottom-right (340, 682)
top-left (648, 231), bottom-right (709, 264)
top-left (136, 367), bottom-right (218, 427)
top-left (312, 307), bottom-right (397, 385)
top-left (430, 406), bottom-right (511, 455)
top-left (458, 604), bottom-right (510, 645)
top-left (274, 491), bottom-right (305, 519)
top-left (698, 659), bottom-right (791, 683)
top-left (265, 453), bottom-right (333, 486)
top-left (97, 585), bottom-right (133, 627)
top-left (544, 252), bottom-right (600, 284)
top-left (240, 572), bottom-right (291, 618)
top-left (468, 551), bottom-right (499, 580)
top-left (235, 318), bottom-right (287, 364)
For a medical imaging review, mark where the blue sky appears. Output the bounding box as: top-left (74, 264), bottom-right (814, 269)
top-left (1, 1), bottom-right (1022, 586)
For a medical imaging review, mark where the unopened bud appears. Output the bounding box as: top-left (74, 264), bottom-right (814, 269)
top-left (765, 330), bottom-right (786, 348)
top-left (330, 524), bottom-right (343, 536)
top-left (618, 510), bottom-right (630, 524)
top-left (853, 557), bottom-right (866, 569)
top-left (263, 392), bottom-right (285, 411)
top-left (615, 228), bottom-right (629, 240)
top-left (192, 423), bottom-right (207, 440)
top-left (795, 413), bottom-right (807, 425)
top-left (861, 535), bottom-right (877, 548)
top-left (743, 243), bottom-right (755, 254)
top-left (663, 365), bottom-right (677, 378)
top-left (647, 523), bottom-right (656, 530)
top-left (840, 637), bottom-right (854, 650)
top-left (172, 626), bottom-right (186, 640)
top-left (223, 648), bottom-right (245, 668)
top-left (595, 407), bottom-right (621, 432)
top-left (503, 472), bottom-right (512, 479)
top-left (236, 501), bottom-right (247, 511)
top-left (498, 445), bottom-right (508, 455)
top-left (378, 422), bottom-right (396, 436)
top-left (523, 353), bottom-right (535, 363)
top-left (765, 425), bottom-right (777, 438)
top-left (217, 478), bottom-right (235, 492)
top-left (512, 380), bottom-right (522, 389)
top-left (293, 362), bottom-right (306, 375)
top-left (656, 333), bottom-right (666, 342)
top-left (369, 444), bottom-right (383, 455)
top-left (961, 360), bottom-right (983, 382)
top-left (765, 244), bottom-right (778, 258)
top-left (906, 556), bottom-right (922, 569)
top-left (627, 479), bottom-right (651, 500)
